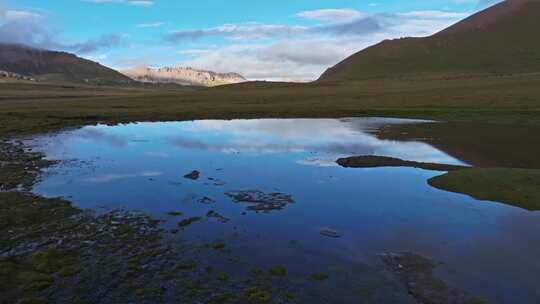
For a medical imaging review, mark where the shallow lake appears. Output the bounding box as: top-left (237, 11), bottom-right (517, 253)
top-left (28, 118), bottom-right (540, 303)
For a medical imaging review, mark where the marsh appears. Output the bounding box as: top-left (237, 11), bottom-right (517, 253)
top-left (19, 118), bottom-right (540, 303)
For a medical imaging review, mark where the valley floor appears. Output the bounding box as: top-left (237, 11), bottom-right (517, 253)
top-left (1, 72), bottom-right (540, 136)
top-left (1, 73), bottom-right (539, 303)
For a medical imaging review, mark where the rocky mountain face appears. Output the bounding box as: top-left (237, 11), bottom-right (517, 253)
top-left (122, 67), bottom-right (247, 87)
top-left (0, 43), bottom-right (134, 85)
top-left (318, 0), bottom-right (540, 82)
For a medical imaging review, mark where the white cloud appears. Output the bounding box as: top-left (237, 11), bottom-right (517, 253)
top-left (82, 171), bottom-right (162, 183)
top-left (165, 23), bottom-right (307, 42)
top-left (84, 53), bottom-right (108, 61)
top-left (0, 6), bottom-right (124, 55)
top-left (137, 21), bottom-right (164, 28)
top-left (2, 10), bottom-right (41, 21)
top-left (84, 0), bottom-right (154, 6)
top-left (296, 8), bottom-right (365, 23)
top-left (179, 37), bottom-right (384, 81)
top-left (129, 1), bottom-right (153, 6)
top-left (171, 9), bottom-right (467, 81)
top-left (398, 10), bottom-right (468, 19)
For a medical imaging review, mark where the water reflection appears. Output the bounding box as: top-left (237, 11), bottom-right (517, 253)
top-left (28, 118), bottom-right (539, 303)
top-left (83, 171), bottom-right (163, 183)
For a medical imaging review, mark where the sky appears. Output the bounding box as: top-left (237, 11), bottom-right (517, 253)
top-left (0, 0), bottom-right (501, 81)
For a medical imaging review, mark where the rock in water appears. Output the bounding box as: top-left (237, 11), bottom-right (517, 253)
top-left (184, 170), bottom-right (200, 180)
top-left (225, 190), bottom-right (294, 212)
top-left (320, 228), bottom-right (341, 238)
top-left (198, 196), bottom-right (215, 204)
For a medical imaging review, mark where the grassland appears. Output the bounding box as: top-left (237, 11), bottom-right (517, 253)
top-left (1, 72), bottom-right (540, 137)
top-left (429, 168), bottom-right (540, 211)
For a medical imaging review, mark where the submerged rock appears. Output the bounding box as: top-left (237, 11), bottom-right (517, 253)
top-left (206, 210), bottom-right (230, 223)
top-left (208, 177), bottom-right (226, 186)
top-left (198, 196), bottom-right (215, 204)
top-left (381, 252), bottom-right (487, 304)
top-left (183, 170), bottom-right (200, 180)
top-left (225, 190), bottom-right (294, 212)
top-left (177, 216), bottom-right (202, 227)
top-left (320, 228), bottom-right (341, 238)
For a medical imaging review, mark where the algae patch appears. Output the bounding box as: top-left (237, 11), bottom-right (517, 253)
top-left (178, 216), bottom-right (202, 227)
top-left (225, 190), bottom-right (294, 212)
top-left (308, 273), bottom-right (329, 281)
top-left (268, 265), bottom-right (288, 277)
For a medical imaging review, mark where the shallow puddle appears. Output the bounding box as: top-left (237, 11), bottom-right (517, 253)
top-left (28, 118), bottom-right (540, 303)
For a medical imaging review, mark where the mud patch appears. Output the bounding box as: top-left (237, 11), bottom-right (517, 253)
top-left (337, 155), bottom-right (467, 172)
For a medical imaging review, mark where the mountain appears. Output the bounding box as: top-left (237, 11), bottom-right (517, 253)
top-left (0, 43), bottom-right (134, 85)
top-left (319, 0), bottom-right (540, 82)
top-left (122, 66), bottom-right (247, 87)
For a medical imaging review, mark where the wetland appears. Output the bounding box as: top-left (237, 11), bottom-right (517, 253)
top-left (2, 117), bottom-right (539, 303)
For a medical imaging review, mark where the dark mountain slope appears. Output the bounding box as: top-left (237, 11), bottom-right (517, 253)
top-left (319, 0), bottom-right (540, 82)
top-left (0, 44), bottom-right (133, 85)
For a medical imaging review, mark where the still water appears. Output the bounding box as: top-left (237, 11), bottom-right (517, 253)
top-left (29, 118), bottom-right (540, 303)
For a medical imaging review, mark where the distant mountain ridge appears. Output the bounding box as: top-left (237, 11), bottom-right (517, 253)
top-left (318, 0), bottom-right (540, 82)
top-left (0, 43), bottom-right (133, 85)
top-left (122, 66), bottom-right (247, 87)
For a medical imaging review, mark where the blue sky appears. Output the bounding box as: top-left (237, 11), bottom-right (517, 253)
top-left (0, 0), bottom-right (499, 80)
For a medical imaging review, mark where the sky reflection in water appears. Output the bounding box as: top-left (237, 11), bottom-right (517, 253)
top-left (30, 118), bottom-right (540, 303)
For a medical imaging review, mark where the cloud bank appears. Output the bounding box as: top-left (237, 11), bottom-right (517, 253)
top-left (0, 7), bottom-right (124, 54)
top-left (168, 9), bottom-right (467, 81)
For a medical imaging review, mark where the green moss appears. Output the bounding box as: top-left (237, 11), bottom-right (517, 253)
top-left (212, 291), bottom-right (235, 302)
top-left (215, 271), bottom-right (229, 282)
top-left (244, 287), bottom-right (272, 303)
top-left (308, 273), bottom-right (329, 281)
top-left (58, 265), bottom-right (80, 278)
top-left (178, 217), bottom-right (202, 227)
top-left (283, 292), bottom-right (296, 301)
top-left (175, 259), bottom-right (197, 270)
top-left (249, 268), bottom-right (264, 277)
top-left (181, 280), bottom-right (206, 297)
top-left (16, 271), bottom-right (54, 291)
top-left (208, 242), bottom-right (226, 250)
top-left (0, 192), bottom-right (79, 236)
top-left (159, 270), bottom-right (178, 281)
top-left (31, 249), bottom-right (78, 274)
top-left (268, 266), bottom-right (287, 277)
